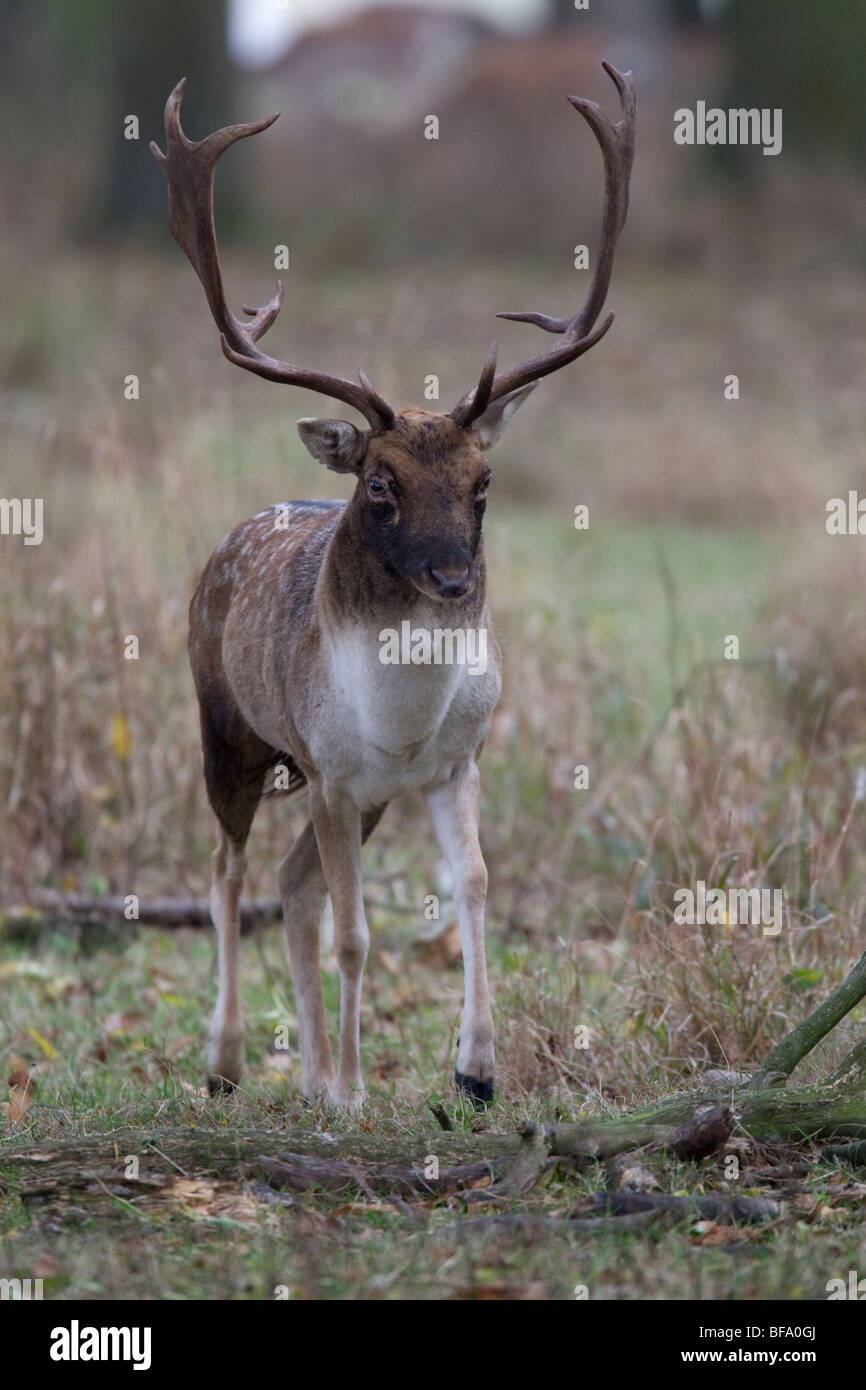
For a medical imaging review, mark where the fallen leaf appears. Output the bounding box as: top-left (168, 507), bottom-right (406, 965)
top-left (110, 713), bottom-right (131, 760)
top-left (27, 1026), bottom-right (57, 1058)
top-left (614, 1164), bottom-right (662, 1194)
top-left (331, 1200), bottom-right (401, 1216)
top-left (688, 1221), bottom-right (754, 1247)
top-left (140, 1176), bottom-right (262, 1226)
top-left (370, 1051), bottom-right (403, 1081)
top-left (180, 1079), bottom-right (209, 1096)
top-left (0, 960), bottom-right (56, 980)
top-left (102, 1011), bottom-right (148, 1037)
top-left (412, 919), bottom-right (462, 969)
top-left (452, 1280), bottom-right (547, 1300)
top-left (2, 1083), bottom-right (33, 1124)
top-left (8, 1056), bottom-right (31, 1089)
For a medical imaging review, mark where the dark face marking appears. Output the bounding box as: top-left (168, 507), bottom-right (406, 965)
top-left (357, 411), bottom-right (490, 601)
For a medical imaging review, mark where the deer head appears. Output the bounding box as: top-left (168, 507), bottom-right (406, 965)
top-left (150, 65), bottom-right (635, 602)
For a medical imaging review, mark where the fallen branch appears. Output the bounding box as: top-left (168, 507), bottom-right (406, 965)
top-left (461, 1124), bottom-right (551, 1205)
top-left (442, 1194), bottom-right (779, 1237)
top-left (748, 949), bottom-right (866, 1089)
top-left (255, 1151), bottom-right (504, 1199)
top-left (2, 1127), bottom-right (521, 1198)
top-left (543, 1087), bottom-right (866, 1165)
top-left (14, 889), bottom-right (421, 935)
top-left (821, 1140), bottom-right (866, 1167)
top-left (577, 1191), bottom-right (781, 1223)
top-left (439, 1212), bottom-right (667, 1235)
top-left (21, 890), bottom-right (282, 934)
top-left (823, 1033), bottom-right (866, 1088)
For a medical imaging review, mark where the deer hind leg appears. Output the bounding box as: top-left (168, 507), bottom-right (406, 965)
top-left (197, 692), bottom-right (275, 1095)
top-left (425, 762), bottom-right (494, 1106)
top-left (281, 806), bottom-right (385, 1106)
top-left (207, 826), bottom-right (250, 1092)
top-left (278, 821), bottom-right (332, 1102)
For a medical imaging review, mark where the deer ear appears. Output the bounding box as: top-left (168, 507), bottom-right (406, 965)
top-left (473, 381), bottom-right (538, 451)
top-left (297, 418), bottom-right (368, 473)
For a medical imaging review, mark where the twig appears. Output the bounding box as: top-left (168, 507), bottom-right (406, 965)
top-left (428, 1102), bottom-right (453, 1132)
top-left (144, 1140), bottom-right (190, 1178)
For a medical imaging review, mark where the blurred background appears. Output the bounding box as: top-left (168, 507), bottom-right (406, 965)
top-left (3, 0), bottom-right (866, 1102)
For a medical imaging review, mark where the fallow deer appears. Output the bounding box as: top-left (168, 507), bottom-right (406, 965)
top-left (151, 63), bottom-right (635, 1108)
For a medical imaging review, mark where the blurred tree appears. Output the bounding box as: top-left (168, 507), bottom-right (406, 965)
top-left (548, 0), bottom-right (668, 28)
top-left (548, 0), bottom-right (585, 23)
top-left (724, 0), bottom-right (866, 168)
top-left (0, 0), bottom-right (230, 236)
top-left (0, 0), bottom-right (26, 77)
top-left (668, 0), bottom-right (705, 24)
top-left (100, 0), bottom-right (231, 232)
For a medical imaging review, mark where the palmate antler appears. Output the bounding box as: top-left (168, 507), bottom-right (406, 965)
top-left (151, 63), bottom-right (634, 435)
top-left (149, 79), bottom-right (395, 431)
top-left (450, 61), bottom-right (636, 427)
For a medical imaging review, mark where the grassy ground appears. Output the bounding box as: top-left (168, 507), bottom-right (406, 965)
top-left (2, 252), bottom-right (866, 1298)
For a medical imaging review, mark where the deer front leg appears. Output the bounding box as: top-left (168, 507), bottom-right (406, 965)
top-left (425, 762), bottom-right (495, 1105)
top-left (309, 785), bottom-right (368, 1110)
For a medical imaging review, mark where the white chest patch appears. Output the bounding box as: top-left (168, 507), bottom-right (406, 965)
top-left (306, 617), bottom-right (500, 807)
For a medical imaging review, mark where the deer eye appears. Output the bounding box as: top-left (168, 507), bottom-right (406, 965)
top-left (475, 477), bottom-right (490, 503)
top-left (367, 477), bottom-right (388, 499)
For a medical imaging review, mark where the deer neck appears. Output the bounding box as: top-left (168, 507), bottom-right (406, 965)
top-left (318, 498), bottom-right (488, 636)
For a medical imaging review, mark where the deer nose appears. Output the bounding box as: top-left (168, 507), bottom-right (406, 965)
top-left (429, 565), bottom-right (470, 598)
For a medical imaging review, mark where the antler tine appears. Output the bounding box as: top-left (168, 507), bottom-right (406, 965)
top-left (151, 79), bottom-right (394, 431)
top-left (451, 342), bottom-right (498, 429)
top-left (150, 79), bottom-right (281, 349)
top-left (358, 370), bottom-right (396, 428)
top-left (452, 62), bottom-right (635, 428)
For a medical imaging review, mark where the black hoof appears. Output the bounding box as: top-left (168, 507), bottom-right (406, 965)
top-left (207, 1074), bottom-right (237, 1096)
top-left (455, 1070), bottom-right (494, 1107)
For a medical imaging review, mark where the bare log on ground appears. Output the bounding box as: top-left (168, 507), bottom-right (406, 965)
top-left (20, 890), bottom-right (283, 934)
top-left (543, 1087), bottom-right (866, 1164)
top-left (821, 1140), bottom-right (866, 1167)
top-left (255, 1151), bottom-right (505, 1199)
top-left (2, 1127), bottom-right (521, 1197)
top-left (577, 1191), bottom-right (781, 1222)
top-left (444, 1193), bottom-right (780, 1237)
